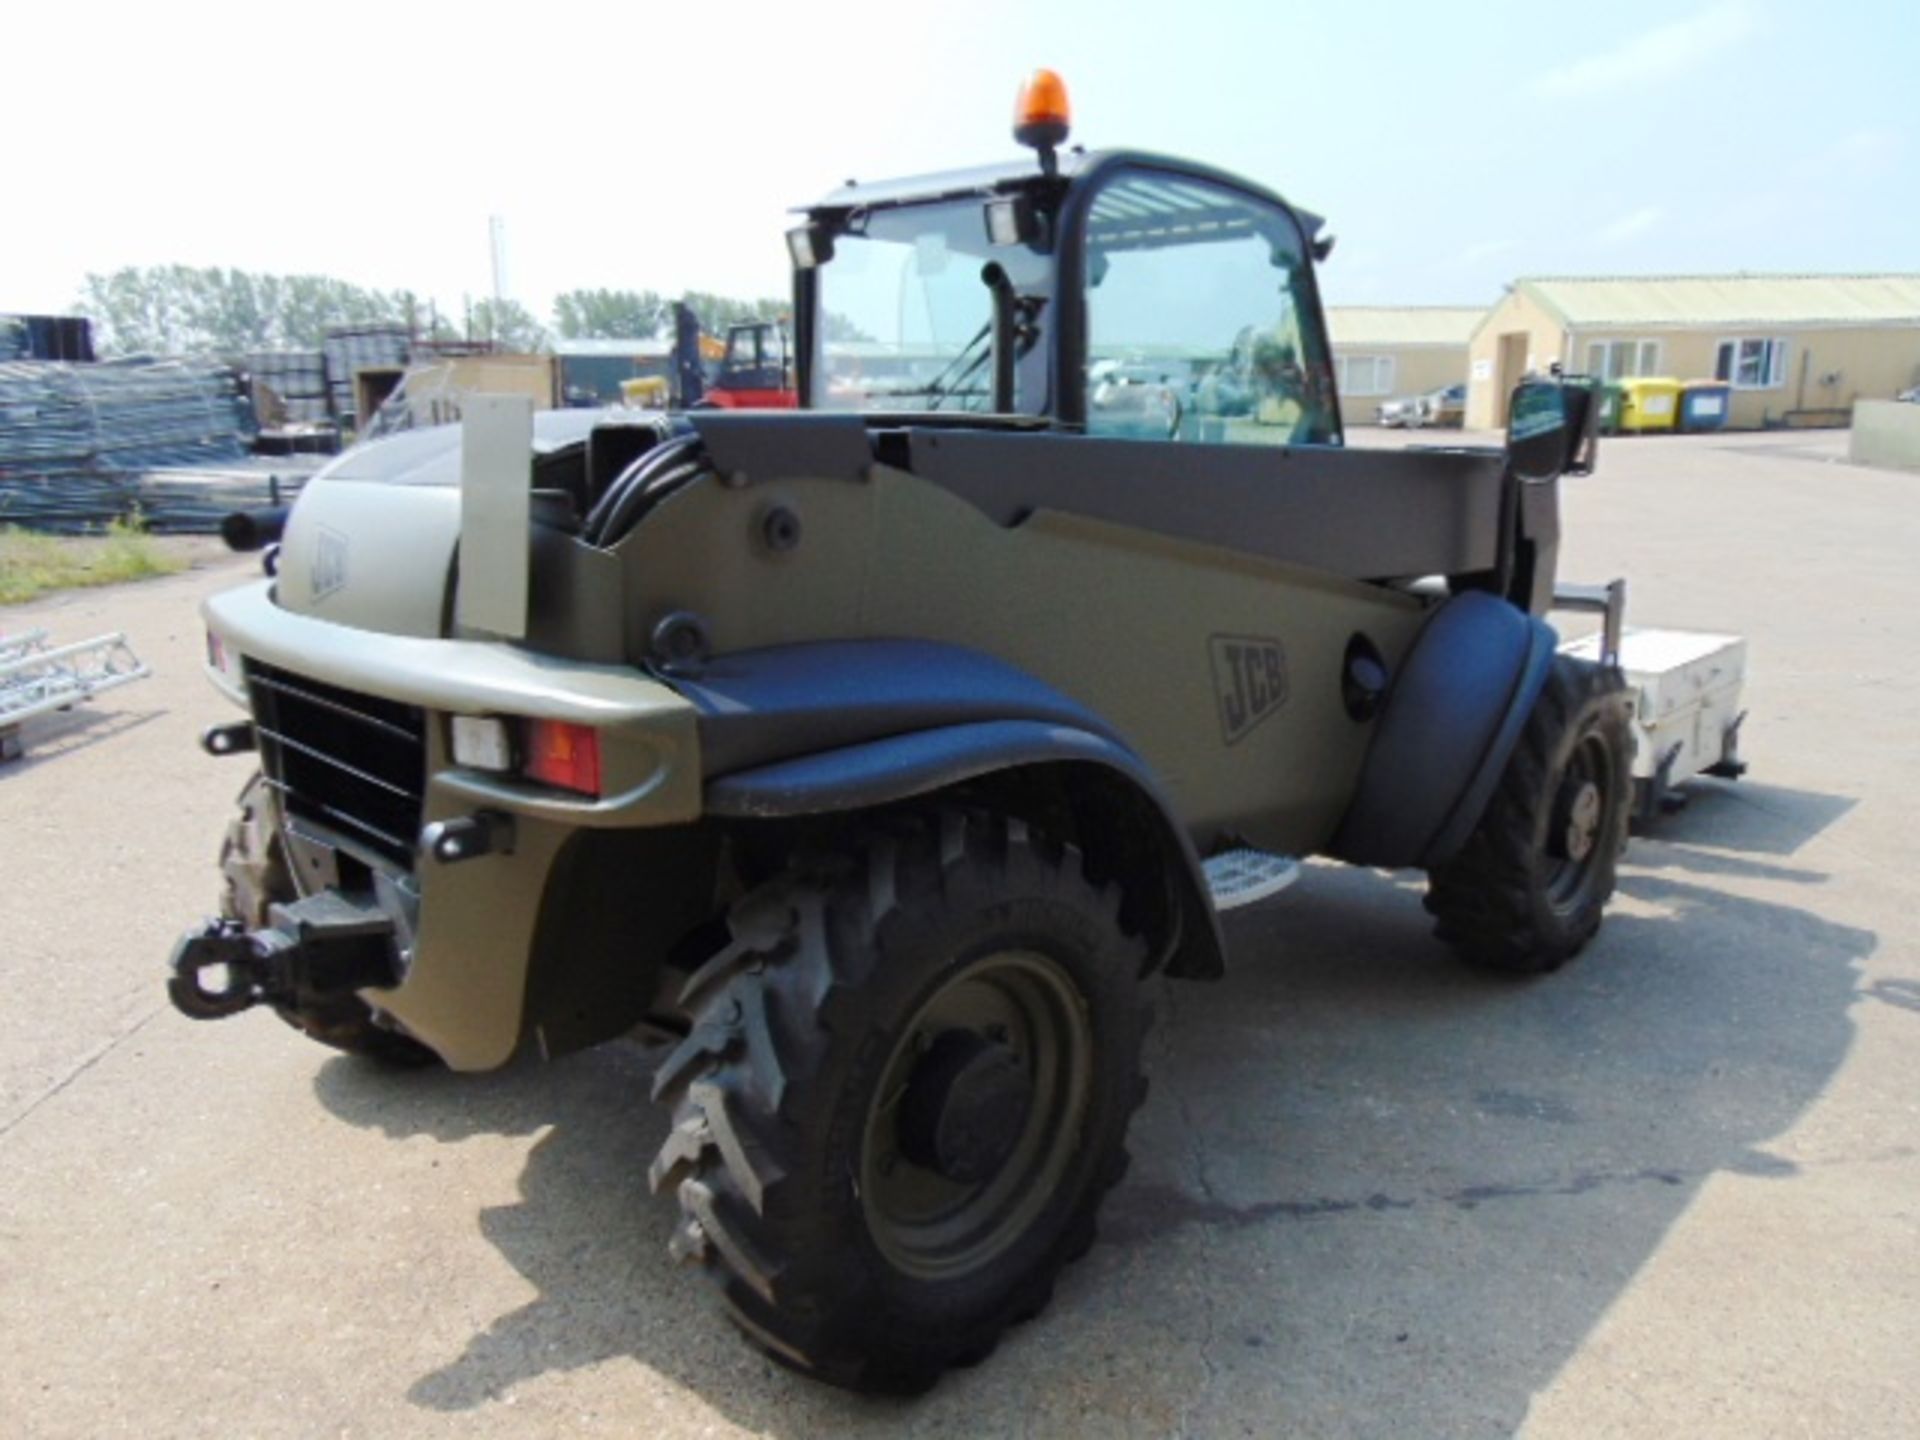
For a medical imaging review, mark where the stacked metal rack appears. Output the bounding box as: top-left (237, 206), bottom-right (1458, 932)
top-left (0, 358), bottom-right (256, 531)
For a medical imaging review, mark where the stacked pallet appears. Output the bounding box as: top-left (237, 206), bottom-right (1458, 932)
top-left (247, 350), bottom-right (330, 424)
top-left (322, 326), bottom-right (410, 426)
top-left (0, 314), bottom-right (95, 363)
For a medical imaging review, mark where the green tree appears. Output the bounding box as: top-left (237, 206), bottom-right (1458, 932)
top-left (820, 310), bottom-right (873, 344)
top-left (467, 298), bottom-right (550, 353)
top-left (394, 291), bottom-right (462, 345)
top-left (553, 288), bottom-right (666, 339)
top-left (676, 291), bottom-right (789, 335)
top-left (78, 265), bottom-right (415, 354)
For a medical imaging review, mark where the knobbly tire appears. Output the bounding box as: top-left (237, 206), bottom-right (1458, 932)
top-left (1425, 655), bottom-right (1633, 973)
top-left (649, 810), bottom-right (1153, 1393)
top-left (219, 774), bottom-right (437, 1067)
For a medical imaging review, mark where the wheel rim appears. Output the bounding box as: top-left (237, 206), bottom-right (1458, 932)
top-left (1546, 731), bottom-right (1617, 911)
top-left (860, 949), bottom-right (1094, 1283)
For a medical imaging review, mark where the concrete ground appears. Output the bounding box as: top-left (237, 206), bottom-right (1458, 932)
top-left (2, 429), bottom-right (1915, 1438)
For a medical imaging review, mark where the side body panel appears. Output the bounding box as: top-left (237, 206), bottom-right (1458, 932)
top-left (620, 463), bottom-right (1429, 855)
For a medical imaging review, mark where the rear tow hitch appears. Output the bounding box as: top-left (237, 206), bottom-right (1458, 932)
top-left (167, 891), bottom-right (400, 1021)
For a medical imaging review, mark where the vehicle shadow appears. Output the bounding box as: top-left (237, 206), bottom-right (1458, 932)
top-left (314, 834), bottom-right (1872, 1437)
top-left (0, 705), bottom-right (163, 773)
top-left (1637, 777), bottom-right (1855, 858)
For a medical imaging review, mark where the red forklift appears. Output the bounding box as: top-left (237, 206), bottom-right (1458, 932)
top-left (672, 305), bottom-right (798, 409)
top-left (704, 319), bottom-right (797, 408)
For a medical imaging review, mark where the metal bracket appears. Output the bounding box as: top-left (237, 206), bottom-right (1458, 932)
top-left (1551, 578), bottom-right (1627, 668)
top-left (419, 810), bottom-right (516, 865)
top-left (201, 722), bottom-right (257, 757)
top-left (1705, 709), bottom-right (1750, 779)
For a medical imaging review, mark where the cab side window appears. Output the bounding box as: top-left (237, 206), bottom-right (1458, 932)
top-left (1082, 170), bottom-right (1336, 446)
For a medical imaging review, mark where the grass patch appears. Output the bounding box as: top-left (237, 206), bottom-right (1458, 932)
top-left (0, 516), bottom-right (187, 605)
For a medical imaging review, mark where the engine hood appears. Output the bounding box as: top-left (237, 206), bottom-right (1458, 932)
top-left (277, 478), bottom-right (461, 638)
top-left (274, 412), bottom-right (615, 638)
top-left (312, 410), bottom-right (612, 488)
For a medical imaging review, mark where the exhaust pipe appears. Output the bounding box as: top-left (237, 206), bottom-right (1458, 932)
top-left (220, 506), bottom-right (288, 552)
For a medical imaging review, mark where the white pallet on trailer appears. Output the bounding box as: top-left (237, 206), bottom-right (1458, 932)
top-left (1560, 627), bottom-right (1747, 813)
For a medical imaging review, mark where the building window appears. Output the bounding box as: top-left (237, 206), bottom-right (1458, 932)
top-left (1584, 338), bottom-right (1662, 380)
top-left (1337, 355), bottom-right (1395, 397)
top-left (1715, 338), bottom-right (1788, 390)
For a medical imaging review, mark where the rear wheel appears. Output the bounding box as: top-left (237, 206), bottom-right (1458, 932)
top-left (649, 810), bottom-right (1152, 1393)
top-left (219, 774), bottom-right (437, 1067)
top-left (1424, 656), bottom-right (1633, 972)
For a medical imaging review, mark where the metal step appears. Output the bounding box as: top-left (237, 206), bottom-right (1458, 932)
top-left (1202, 848), bottom-right (1302, 912)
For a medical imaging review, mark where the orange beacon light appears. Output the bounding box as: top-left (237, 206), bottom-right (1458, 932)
top-left (1014, 69), bottom-right (1071, 154)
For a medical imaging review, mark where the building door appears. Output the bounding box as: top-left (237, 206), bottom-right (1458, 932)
top-left (1493, 332), bottom-right (1529, 427)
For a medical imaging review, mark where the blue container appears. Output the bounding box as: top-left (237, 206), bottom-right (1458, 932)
top-left (1679, 381), bottom-right (1732, 432)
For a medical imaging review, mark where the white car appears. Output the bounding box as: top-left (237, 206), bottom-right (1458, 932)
top-left (1375, 394), bottom-right (1424, 427)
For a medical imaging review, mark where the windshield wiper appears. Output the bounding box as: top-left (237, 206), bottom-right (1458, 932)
top-left (875, 319), bottom-right (993, 410)
top-left (925, 346), bottom-right (994, 412)
top-left (876, 264), bottom-right (1044, 412)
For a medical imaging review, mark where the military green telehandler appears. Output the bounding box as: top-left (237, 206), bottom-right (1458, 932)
top-left (171, 74), bottom-right (1636, 1391)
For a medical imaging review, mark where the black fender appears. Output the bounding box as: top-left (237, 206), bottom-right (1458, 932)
top-left (672, 638), bottom-right (1126, 774)
top-left (674, 640), bottom-right (1225, 978)
top-left (1329, 590), bottom-right (1556, 869)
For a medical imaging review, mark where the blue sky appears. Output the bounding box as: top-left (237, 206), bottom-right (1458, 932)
top-left (8, 0), bottom-right (1915, 323)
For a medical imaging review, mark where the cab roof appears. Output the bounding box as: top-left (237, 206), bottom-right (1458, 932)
top-left (803, 154), bottom-right (1092, 212)
top-left (802, 149), bottom-right (1326, 241)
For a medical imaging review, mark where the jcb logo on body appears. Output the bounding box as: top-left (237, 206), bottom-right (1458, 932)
top-left (312, 527), bottom-right (349, 600)
top-left (1211, 634), bottom-right (1288, 745)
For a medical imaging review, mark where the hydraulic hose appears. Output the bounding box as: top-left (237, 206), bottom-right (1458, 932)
top-left (594, 458), bottom-right (711, 548)
top-left (582, 432), bottom-right (703, 543)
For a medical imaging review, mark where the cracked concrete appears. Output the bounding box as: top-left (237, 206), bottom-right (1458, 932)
top-left (3, 430), bottom-right (1920, 1437)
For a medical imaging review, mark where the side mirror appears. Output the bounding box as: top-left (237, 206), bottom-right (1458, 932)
top-left (1506, 380), bottom-right (1586, 483)
top-left (1559, 376), bottom-right (1601, 476)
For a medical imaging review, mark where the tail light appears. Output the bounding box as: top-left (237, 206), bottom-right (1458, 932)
top-left (523, 718), bottom-right (602, 797)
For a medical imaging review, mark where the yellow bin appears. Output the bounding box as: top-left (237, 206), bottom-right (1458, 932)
top-left (1615, 376), bottom-right (1681, 433)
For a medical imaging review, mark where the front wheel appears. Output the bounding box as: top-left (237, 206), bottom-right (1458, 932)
top-left (1424, 656), bottom-right (1633, 972)
top-left (649, 811), bottom-right (1152, 1393)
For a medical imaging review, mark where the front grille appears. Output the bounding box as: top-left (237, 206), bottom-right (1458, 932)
top-left (246, 660), bottom-right (426, 868)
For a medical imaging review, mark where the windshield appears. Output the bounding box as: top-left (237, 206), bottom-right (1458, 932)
top-left (812, 199), bottom-right (1051, 413)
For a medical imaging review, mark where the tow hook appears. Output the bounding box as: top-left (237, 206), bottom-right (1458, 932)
top-left (168, 918), bottom-right (276, 1019)
top-left (167, 891), bottom-right (400, 1021)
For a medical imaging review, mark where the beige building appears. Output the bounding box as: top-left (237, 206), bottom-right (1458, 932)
top-left (1326, 306), bottom-right (1483, 426)
top-left (1466, 274), bottom-right (1920, 431)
